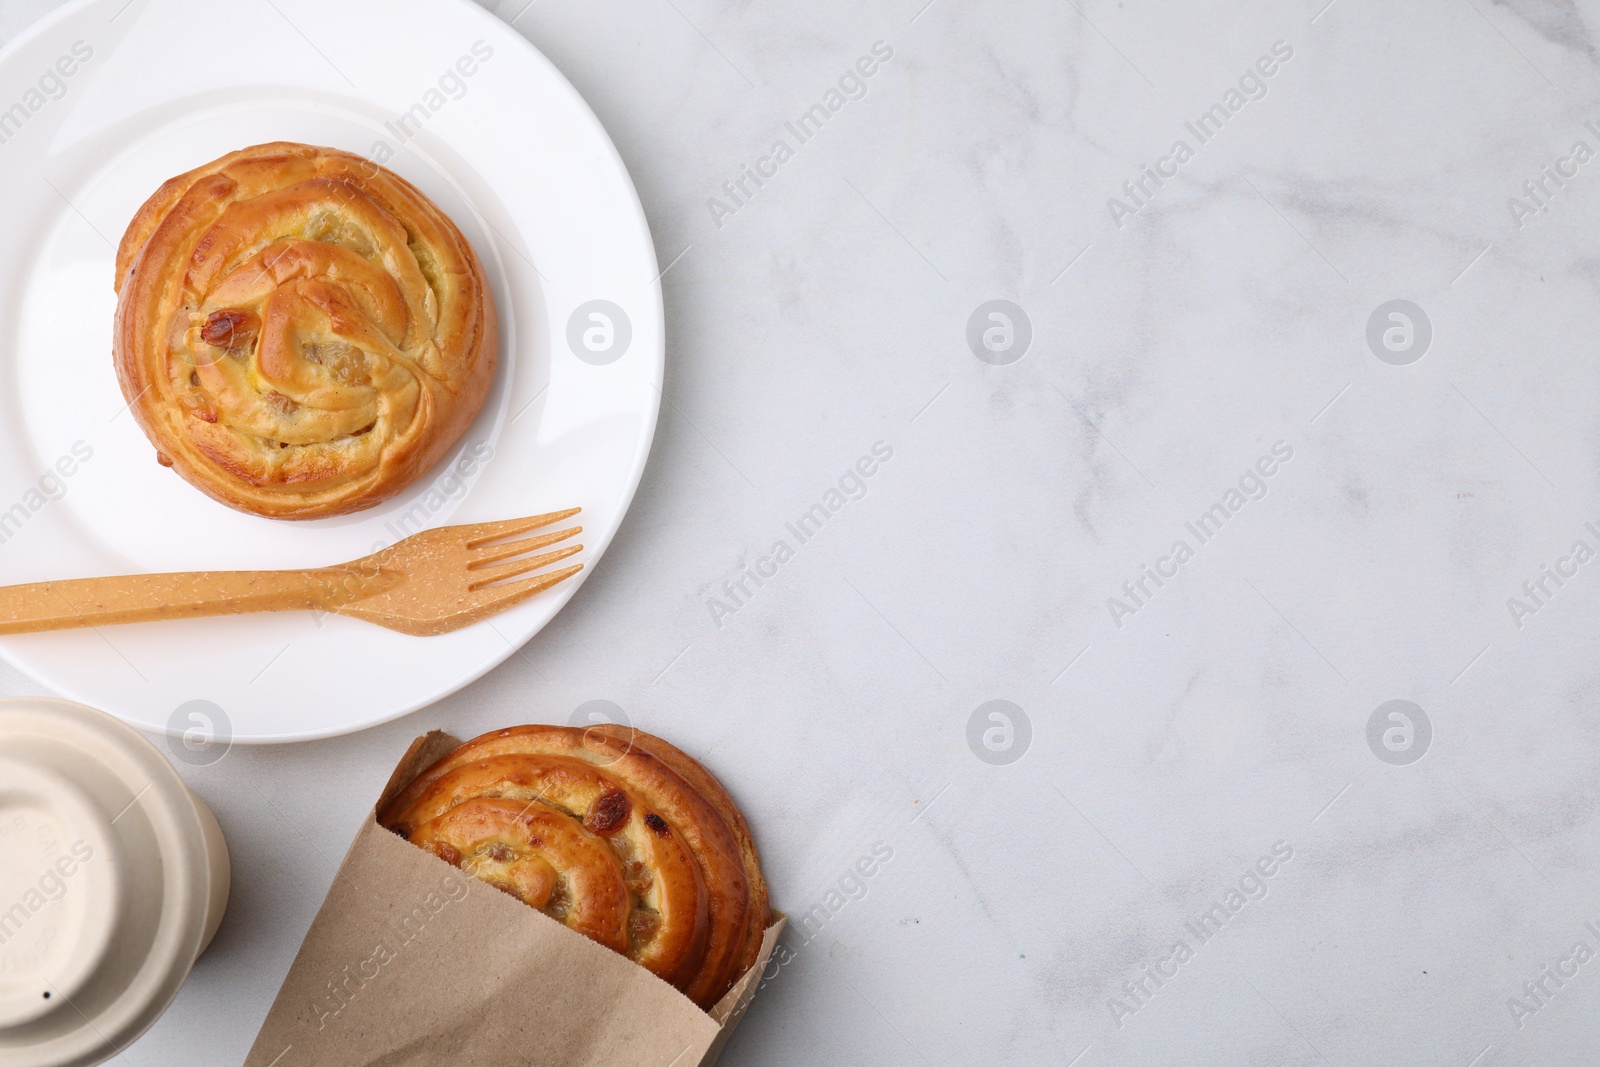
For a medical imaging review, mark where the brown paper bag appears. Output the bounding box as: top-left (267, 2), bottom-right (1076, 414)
top-left (245, 732), bottom-right (784, 1067)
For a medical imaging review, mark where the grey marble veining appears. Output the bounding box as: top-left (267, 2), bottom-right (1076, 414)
top-left (5, 0), bottom-right (1600, 1063)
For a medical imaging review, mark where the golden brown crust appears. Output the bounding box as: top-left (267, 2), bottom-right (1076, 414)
top-left (410, 798), bottom-right (633, 955)
top-left (385, 753), bottom-right (710, 990)
top-left (589, 723), bottom-right (770, 978)
top-left (378, 725), bottom-right (769, 1010)
top-left (112, 141), bottom-right (496, 519)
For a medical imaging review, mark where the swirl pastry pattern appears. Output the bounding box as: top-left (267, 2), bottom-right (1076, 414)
top-left (113, 141), bottom-right (496, 519)
top-left (379, 724), bottom-right (770, 1009)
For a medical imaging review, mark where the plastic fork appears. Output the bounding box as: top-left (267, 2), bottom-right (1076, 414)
top-left (0, 509), bottom-right (584, 637)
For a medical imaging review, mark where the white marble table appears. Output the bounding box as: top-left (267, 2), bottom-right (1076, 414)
top-left (6, 0), bottom-right (1600, 1063)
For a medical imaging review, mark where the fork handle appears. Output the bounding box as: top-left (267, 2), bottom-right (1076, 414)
top-left (0, 568), bottom-right (377, 636)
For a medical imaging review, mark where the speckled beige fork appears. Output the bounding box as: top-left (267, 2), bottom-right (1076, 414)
top-left (0, 508), bottom-right (583, 637)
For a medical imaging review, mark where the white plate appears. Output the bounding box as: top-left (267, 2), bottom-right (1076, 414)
top-left (0, 0), bottom-right (663, 741)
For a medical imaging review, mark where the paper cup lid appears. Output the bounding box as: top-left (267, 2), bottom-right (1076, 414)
top-left (0, 697), bottom-right (222, 1067)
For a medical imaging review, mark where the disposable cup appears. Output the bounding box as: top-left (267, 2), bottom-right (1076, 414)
top-left (0, 697), bottom-right (230, 1067)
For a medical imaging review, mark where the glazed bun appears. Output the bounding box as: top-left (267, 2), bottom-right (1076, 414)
top-left (113, 141), bottom-right (496, 519)
top-left (379, 724), bottom-right (770, 1009)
